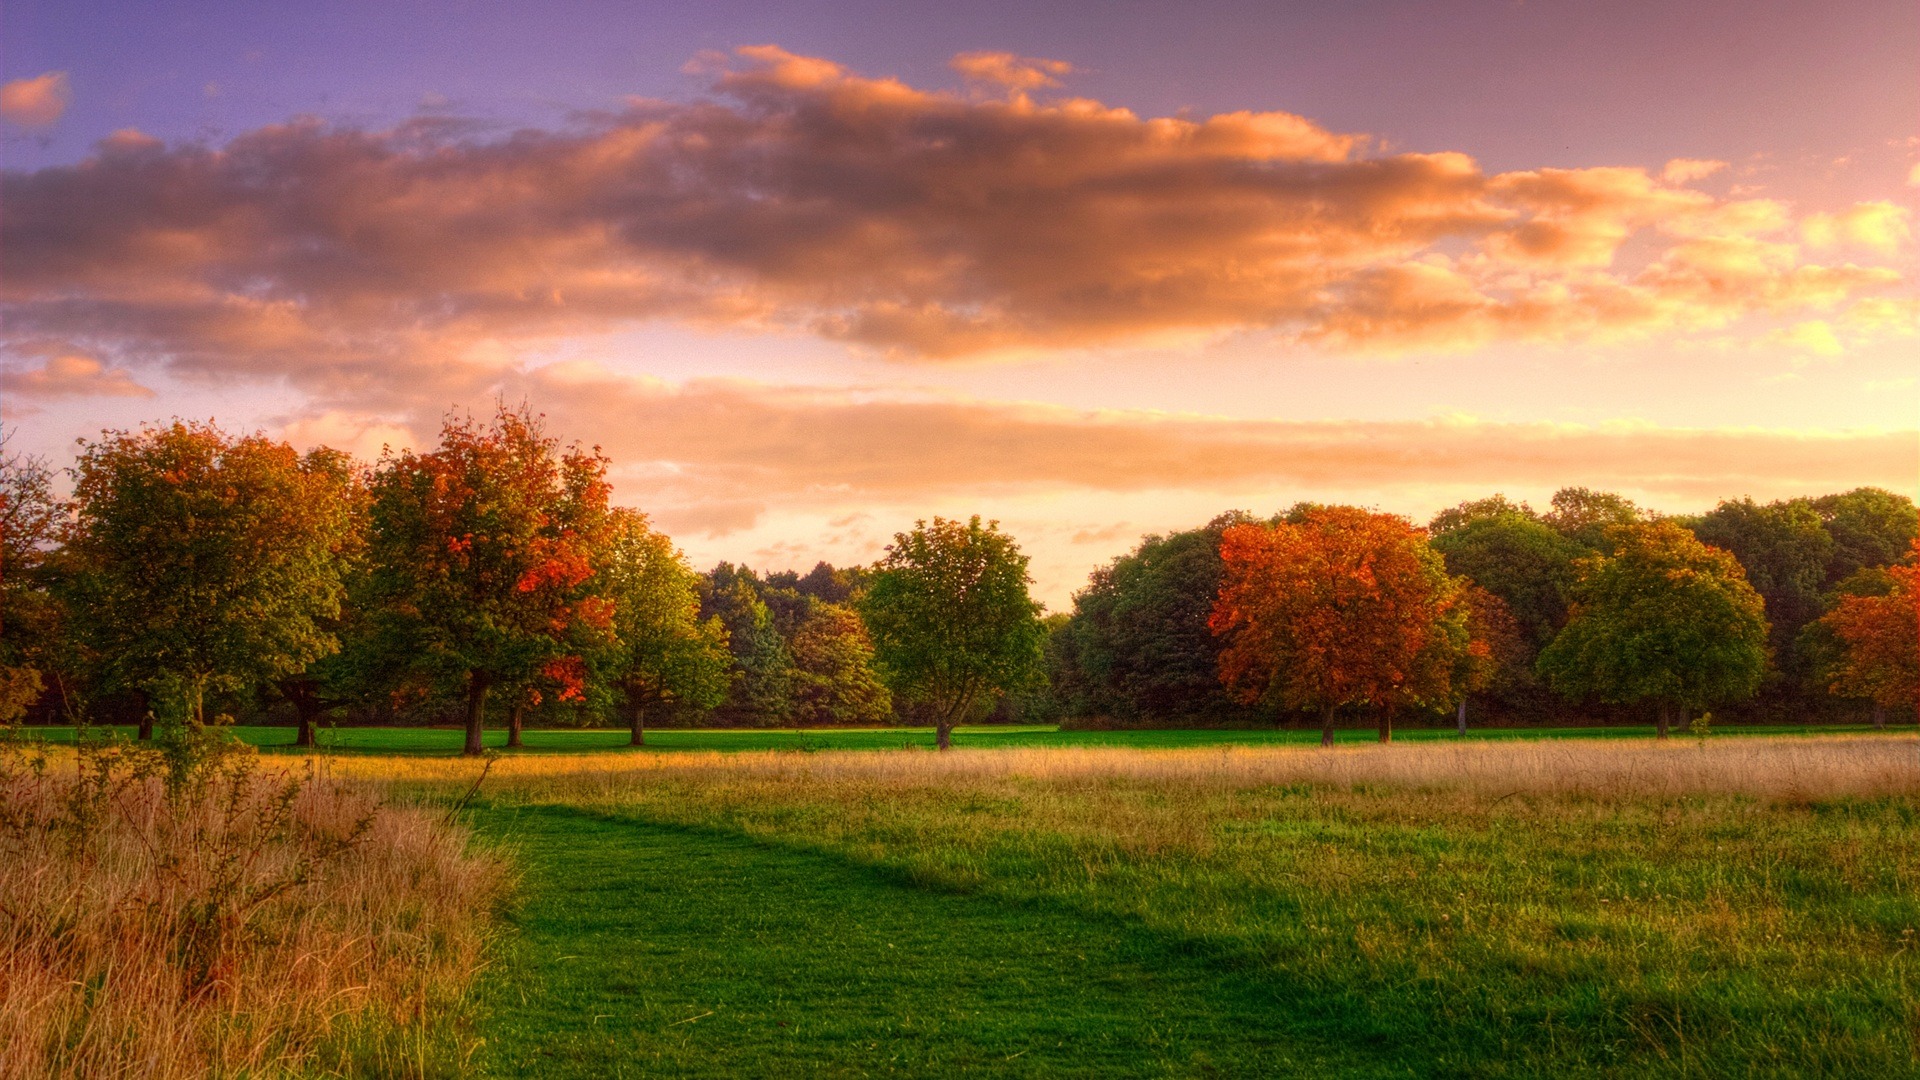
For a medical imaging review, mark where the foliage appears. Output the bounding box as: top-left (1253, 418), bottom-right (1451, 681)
top-left (1543, 486), bottom-right (1643, 550)
top-left (1051, 514), bottom-right (1259, 725)
top-left (594, 509), bottom-right (730, 740)
top-left (1810, 486), bottom-right (1918, 589)
top-left (860, 517), bottom-right (1046, 749)
top-left (65, 421), bottom-right (361, 727)
top-left (701, 567), bottom-right (796, 726)
top-left (1814, 544), bottom-right (1919, 711)
top-left (0, 443), bottom-right (67, 721)
top-left (788, 600), bottom-right (892, 725)
top-left (1428, 500), bottom-right (1580, 651)
top-left (1684, 496), bottom-right (1833, 666)
top-left (1210, 506), bottom-right (1471, 743)
top-left (366, 404), bottom-right (614, 754)
top-left (1538, 520), bottom-right (1769, 731)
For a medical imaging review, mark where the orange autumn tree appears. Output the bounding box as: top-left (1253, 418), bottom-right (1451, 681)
top-left (1210, 506), bottom-right (1472, 745)
top-left (1816, 540), bottom-right (1920, 720)
top-left (367, 405), bottom-right (614, 756)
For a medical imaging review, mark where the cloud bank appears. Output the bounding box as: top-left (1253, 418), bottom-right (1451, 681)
top-left (3, 45), bottom-right (1911, 406)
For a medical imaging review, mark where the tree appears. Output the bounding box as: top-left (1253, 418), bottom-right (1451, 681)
top-left (1810, 488), bottom-right (1918, 589)
top-left (860, 517), bottom-right (1046, 750)
top-left (1053, 513), bottom-right (1258, 726)
top-left (1428, 502), bottom-right (1581, 651)
top-left (1210, 506), bottom-right (1471, 745)
top-left (367, 405), bottom-right (614, 756)
top-left (0, 443), bottom-right (66, 722)
top-left (701, 566), bottom-right (795, 726)
top-left (597, 510), bottom-right (729, 745)
top-left (1545, 487), bottom-right (1643, 551)
top-left (1684, 497), bottom-right (1832, 671)
top-left (1453, 585), bottom-right (1529, 733)
top-left (66, 421), bottom-right (359, 735)
top-left (1813, 545), bottom-right (1919, 724)
top-left (1537, 521), bottom-right (1769, 737)
top-left (788, 601), bottom-right (892, 726)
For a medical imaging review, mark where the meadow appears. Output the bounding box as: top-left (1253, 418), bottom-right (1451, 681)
top-left (7, 730), bottom-right (1919, 1077)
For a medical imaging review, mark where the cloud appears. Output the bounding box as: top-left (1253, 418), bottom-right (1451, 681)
top-left (0, 72), bottom-right (69, 127)
top-left (1801, 201), bottom-right (1913, 254)
top-left (950, 51), bottom-right (1073, 91)
top-left (0, 46), bottom-right (1909, 397)
top-left (483, 370), bottom-right (1919, 529)
top-left (0, 353), bottom-right (154, 398)
top-left (1661, 158), bottom-right (1727, 184)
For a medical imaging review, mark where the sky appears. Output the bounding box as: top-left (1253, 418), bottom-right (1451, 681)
top-left (3, 0), bottom-right (1916, 607)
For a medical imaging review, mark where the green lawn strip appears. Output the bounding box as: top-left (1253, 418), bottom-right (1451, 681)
top-left (16, 722), bottom-right (1896, 756)
top-left (466, 803), bottom-right (1403, 1078)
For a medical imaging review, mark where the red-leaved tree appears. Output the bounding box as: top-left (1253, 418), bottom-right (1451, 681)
top-left (368, 405), bottom-right (614, 755)
top-left (1210, 506), bottom-right (1471, 745)
top-left (1817, 540), bottom-right (1920, 720)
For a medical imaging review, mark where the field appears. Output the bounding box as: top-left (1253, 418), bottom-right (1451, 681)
top-left (9, 730), bottom-right (1920, 1077)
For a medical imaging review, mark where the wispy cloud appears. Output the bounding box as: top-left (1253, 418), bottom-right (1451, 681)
top-left (0, 72), bottom-right (70, 127)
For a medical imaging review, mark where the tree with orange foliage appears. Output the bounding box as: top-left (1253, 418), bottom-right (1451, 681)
top-left (1210, 506), bottom-right (1471, 745)
top-left (1815, 542), bottom-right (1919, 722)
top-left (367, 405), bottom-right (614, 756)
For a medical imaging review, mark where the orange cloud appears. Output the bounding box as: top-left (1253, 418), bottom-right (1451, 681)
top-left (483, 370), bottom-right (1918, 530)
top-left (950, 51), bottom-right (1073, 91)
top-left (0, 353), bottom-right (154, 399)
top-left (0, 72), bottom-right (69, 127)
top-left (0, 47), bottom-right (1909, 395)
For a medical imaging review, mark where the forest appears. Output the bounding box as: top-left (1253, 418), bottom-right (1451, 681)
top-left (2, 405), bottom-right (1915, 752)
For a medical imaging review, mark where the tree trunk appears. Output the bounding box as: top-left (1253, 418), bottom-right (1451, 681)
top-left (506, 699), bottom-right (524, 748)
top-left (1456, 697), bottom-right (1468, 736)
top-left (1319, 703), bottom-right (1337, 747)
top-left (629, 701), bottom-right (647, 747)
top-left (1656, 700), bottom-right (1670, 741)
top-left (1872, 702), bottom-right (1887, 730)
top-left (135, 689), bottom-right (153, 741)
top-left (1378, 705), bottom-right (1393, 744)
top-left (294, 698), bottom-right (319, 748)
top-left (463, 672), bottom-right (489, 757)
top-left (935, 721), bottom-right (953, 751)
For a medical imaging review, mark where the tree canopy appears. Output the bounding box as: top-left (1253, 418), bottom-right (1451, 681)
top-left (860, 516), bottom-right (1046, 749)
top-left (1538, 520), bottom-right (1769, 735)
top-left (65, 421), bottom-right (361, 733)
top-left (595, 509), bottom-right (730, 745)
top-left (1211, 506), bottom-right (1471, 744)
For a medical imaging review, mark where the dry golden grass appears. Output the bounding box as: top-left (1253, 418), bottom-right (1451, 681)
top-left (339, 732), bottom-right (1920, 804)
top-left (0, 748), bottom-right (508, 1080)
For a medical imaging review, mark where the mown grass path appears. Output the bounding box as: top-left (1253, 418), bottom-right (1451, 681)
top-left (467, 804), bottom-right (1395, 1078)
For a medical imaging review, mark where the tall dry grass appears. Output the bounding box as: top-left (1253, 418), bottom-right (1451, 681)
top-left (0, 739), bottom-right (508, 1080)
top-left (338, 732), bottom-right (1920, 804)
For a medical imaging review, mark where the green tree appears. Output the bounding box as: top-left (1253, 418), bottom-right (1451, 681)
top-left (1428, 500), bottom-right (1581, 651)
top-left (66, 421), bottom-right (360, 735)
top-left (1545, 487), bottom-right (1643, 551)
top-left (701, 566), bottom-right (795, 726)
top-left (788, 600), bottom-right (891, 726)
top-left (1810, 487), bottom-right (1918, 589)
top-left (367, 405), bottom-right (615, 756)
top-left (596, 510), bottom-right (729, 745)
top-left (1538, 521), bottom-right (1769, 737)
top-left (1052, 514), bottom-right (1257, 725)
top-left (860, 517), bottom-right (1046, 750)
top-left (1684, 497), bottom-right (1832, 670)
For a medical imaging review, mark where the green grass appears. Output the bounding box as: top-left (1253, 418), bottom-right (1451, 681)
top-left (16, 721), bottom-right (1896, 756)
top-left (452, 752), bottom-right (1920, 1077)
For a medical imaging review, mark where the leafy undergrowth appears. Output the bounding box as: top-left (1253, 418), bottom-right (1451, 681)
top-left (465, 742), bottom-right (1920, 1077)
top-left (0, 733), bottom-right (509, 1079)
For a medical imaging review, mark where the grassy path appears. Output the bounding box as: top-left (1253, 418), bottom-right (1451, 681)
top-left (467, 804), bottom-right (1394, 1078)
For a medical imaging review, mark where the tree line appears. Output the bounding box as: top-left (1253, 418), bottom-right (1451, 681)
top-left (2, 408), bottom-right (1914, 751)
top-left (1049, 488), bottom-right (1918, 737)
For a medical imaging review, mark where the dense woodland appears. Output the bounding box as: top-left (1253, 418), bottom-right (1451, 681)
top-left (1, 407), bottom-right (1915, 752)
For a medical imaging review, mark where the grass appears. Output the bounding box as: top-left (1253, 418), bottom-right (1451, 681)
top-left (419, 737), bottom-right (1920, 1077)
top-left (14, 720), bottom-right (1899, 756)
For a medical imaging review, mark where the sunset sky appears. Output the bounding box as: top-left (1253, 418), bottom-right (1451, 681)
top-left (3, 0), bottom-right (1916, 606)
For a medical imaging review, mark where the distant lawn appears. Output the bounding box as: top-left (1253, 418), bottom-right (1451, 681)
top-left (14, 721), bottom-right (1899, 756)
top-left (454, 740), bottom-right (1920, 1077)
